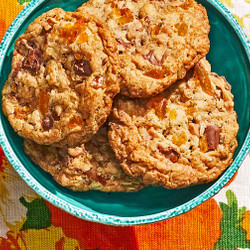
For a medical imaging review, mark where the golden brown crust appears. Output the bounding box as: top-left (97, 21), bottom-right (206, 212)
top-left (2, 9), bottom-right (120, 148)
top-left (108, 59), bottom-right (239, 189)
top-left (77, 0), bottom-right (210, 97)
top-left (24, 125), bottom-right (144, 192)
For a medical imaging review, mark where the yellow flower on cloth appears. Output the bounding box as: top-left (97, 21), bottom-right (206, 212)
top-left (0, 196), bottom-right (81, 249)
top-left (242, 211), bottom-right (250, 240)
top-left (0, 148), bottom-right (38, 237)
top-left (16, 226), bottom-right (81, 250)
top-left (219, 0), bottom-right (250, 38)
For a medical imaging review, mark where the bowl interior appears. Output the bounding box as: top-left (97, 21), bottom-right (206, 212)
top-left (0, 0), bottom-right (249, 220)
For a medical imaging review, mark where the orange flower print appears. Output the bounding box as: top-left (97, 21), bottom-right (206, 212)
top-left (241, 210), bottom-right (250, 240)
top-left (134, 198), bottom-right (222, 250)
top-left (0, 18), bottom-right (6, 41)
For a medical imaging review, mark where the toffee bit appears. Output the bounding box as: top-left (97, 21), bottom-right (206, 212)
top-left (22, 49), bottom-right (42, 74)
top-left (158, 145), bottom-right (180, 163)
top-left (205, 125), bottom-right (221, 150)
top-left (73, 60), bottom-right (92, 77)
top-left (42, 115), bottom-right (54, 131)
top-left (116, 37), bottom-right (131, 49)
top-left (102, 58), bottom-right (108, 66)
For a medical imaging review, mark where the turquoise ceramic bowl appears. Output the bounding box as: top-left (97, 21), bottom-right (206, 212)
top-left (0, 0), bottom-right (249, 226)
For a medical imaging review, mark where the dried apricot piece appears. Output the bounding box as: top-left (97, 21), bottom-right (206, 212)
top-left (144, 69), bottom-right (165, 79)
top-left (77, 32), bottom-right (88, 44)
top-left (151, 24), bottom-right (162, 36)
top-left (117, 8), bottom-right (134, 25)
top-left (112, 7), bottom-right (121, 16)
top-left (181, 0), bottom-right (192, 9)
top-left (195, 63), bottom-right (215, 96)
top-left (151, 97), bottom-right (168, 119)
top-left (199, 134), bottom-right (209, 153)
top-left (15, 106), bottom-right (29, 119)
top-left (58, 20), bottom-right (86, 44)
top-left (68, 117), bottom-right (83, 129)
top-left (169, 109), bottom-right (177, 120)
top-left (39, 89), bottom-right (50, 116)
top-left (175, 23), bottom-right (188, 37)
top-left (172, 131), bottom-right (187, 147)
top-left (186, 105), bottom-right (196, 115)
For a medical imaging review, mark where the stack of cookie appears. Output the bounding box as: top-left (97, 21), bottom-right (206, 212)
top-left (2, 0), bottom-right (239, 192)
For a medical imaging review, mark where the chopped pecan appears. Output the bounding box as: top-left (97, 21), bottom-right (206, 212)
top-left (58, 149), bottom-right (70, 164)
top-left (51, 105), bottom-right (62, 121)
top-left (12, 61), bottom-right (22, 83)
top-left (116, 37), bottom-right (131, 49)
top-left (86, 168), bottom-right (106, 185)
top-left (102, 58), bottom-right (108, 66)
top-left (67, 147), bottom-right (84, 157)
top-left (143, 50), bottom-right (162, 66)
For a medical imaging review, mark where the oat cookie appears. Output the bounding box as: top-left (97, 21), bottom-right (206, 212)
top-left (109, 59), bottom-right (239, 189)
top-left (24, 125), bottom-right (144, 192)
top-left (77, 0), bottom-right (210, 97)
top-left (2, 8), bottom-right (119, 147)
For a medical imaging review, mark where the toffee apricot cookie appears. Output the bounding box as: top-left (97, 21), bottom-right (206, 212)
top-left (2, 8), bottom-right (119, 148)
top-left (24, 125), bottom-right (144, 192)
top-left (109, 59), bottom-right (239, 189)
top-left (77, 0), bottom-right (210, 97)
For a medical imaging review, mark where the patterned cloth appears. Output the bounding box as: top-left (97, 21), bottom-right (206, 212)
top-left (0, 0), bottom-right (249, 249)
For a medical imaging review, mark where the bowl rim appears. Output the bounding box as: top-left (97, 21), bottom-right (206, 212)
top-left (0, 0), bottom-right (249, 226)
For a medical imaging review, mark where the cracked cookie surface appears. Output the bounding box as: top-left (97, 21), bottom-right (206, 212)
top-left (24, 125), bottom-right (144, 192)
top-left (2, 8), bottom-right (120, 147)
top-left (109, 59), bottom-right (239, 189)
top-left (77, 0), bottom-right (210, 97)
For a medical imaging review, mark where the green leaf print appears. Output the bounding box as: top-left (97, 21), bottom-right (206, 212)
top-left (19, 197), bottom-right (51, 231)
top-left (213, 190), bottom-right (250, 250)
top-left (17, 0), bottom-right (31, 5)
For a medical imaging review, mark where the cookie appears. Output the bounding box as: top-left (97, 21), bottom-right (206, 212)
top-left (77, 0), bottom-right (210, 97)
top-left (109, 59), bottom-right (239, 189)
top-left (24, 124), bottom-right (144, 192)
top-left (2, 8), bottom-right (120, 148)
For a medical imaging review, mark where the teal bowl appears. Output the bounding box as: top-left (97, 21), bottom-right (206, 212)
top-left (0, 0), bottom-right (249, 226)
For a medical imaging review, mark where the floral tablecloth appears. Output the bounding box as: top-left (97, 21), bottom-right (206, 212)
top-left (0, 0), bottom-right (249, 249)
